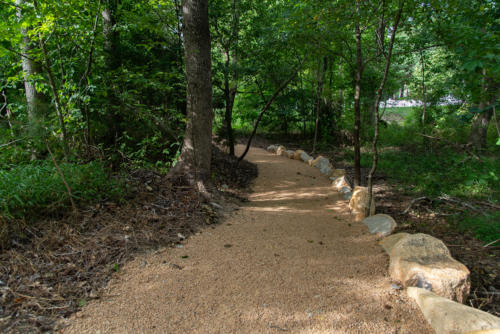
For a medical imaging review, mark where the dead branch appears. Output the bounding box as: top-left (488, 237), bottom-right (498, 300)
top-left (402, 196), bottom-right (429, 214)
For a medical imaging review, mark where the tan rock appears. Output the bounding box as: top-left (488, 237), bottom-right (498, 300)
top-left (311, 156), bottom-right (328, 168)
top-left (332, 176), bottom-right (351, 191)
top-left (276, 146), bottom-right (286, 156)
top-left (391, 234), bottom-right (470, 303)
top-left (349, 186), bottom-right (375, 222)
top-left (293, 150), bottom-right (305, 160)
top-left (464, 330), bottom-right (500, 334)
top-left (407, 287), bottom-right (500, 334)
top-left (331, 169), bottom-right (346, 178)
top-left (307, 158), bottom-right (314, 166)
top-left (379, 233), bottom-right (410, 254)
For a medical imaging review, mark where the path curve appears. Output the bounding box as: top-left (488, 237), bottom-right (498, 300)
top-left (66, 146), bottom-right (432, 334)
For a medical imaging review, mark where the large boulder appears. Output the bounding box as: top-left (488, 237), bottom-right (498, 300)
top-left (293, 149), bottom-right (305, 160)
top-left (362, 214), bottom-right (397, 237)
top-left (267, 145), bottom-right (278, 153)
top-left (333, 176), bottom-right (351, 191)
top-left (379, 233), bottom-right (410, 254)
top-left (300, 151), bottom-right (313, 164)
top-left (349, 186), bottom-right (375, 222)
top-left (276, 145), bottom-right (286, 156)
top-left (407, 287), bottom-right (500, 334)
top-left (390, 233), bottom-right (470, 303)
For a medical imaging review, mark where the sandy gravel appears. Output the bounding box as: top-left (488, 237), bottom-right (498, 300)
top-left (64, 146), bottom-right (432, 334)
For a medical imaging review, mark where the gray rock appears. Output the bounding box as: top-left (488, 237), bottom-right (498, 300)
top-left (362, 214), bottom-right (397, 237)
top-left (266, 145), bottom-right (278, 153)
top-left (300, 151), bottom-right (313, 163)
top-left (343, 191), bottom-right (353, 200)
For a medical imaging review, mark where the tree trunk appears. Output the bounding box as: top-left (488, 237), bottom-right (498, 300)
top-left (312, 56), bottom-right (327, 154)
top-left (366, 0), bottom-right (404, 217)
top-left (469, 102), bottom-right (493, 149)
top-left (420, 50), bottom-right (427, 143)
top-left (170, 0), bottom-right (213, 196)
top-left (353, 2), bottom-right (363, 186)
top-left (16, 0), bottom-right (47, 158)
top-left (223, 48), bottom-right (238, 156)
top-left (469, 69), bottom-right (495, 150)
top-left (102, 0), bottom-right (122, 144)
top-left (238, 58), bottom-right (305, 162)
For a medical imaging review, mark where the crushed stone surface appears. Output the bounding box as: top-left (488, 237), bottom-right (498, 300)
top-left (65, 146), bottom-right (433, 334)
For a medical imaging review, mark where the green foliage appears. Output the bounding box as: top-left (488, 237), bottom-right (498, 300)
top-left (0, 161), bottom-right (126, 219)
top-left (451, 212), bottom-right (500, 243)
top-left (360, 148), bottom-right (500, 202)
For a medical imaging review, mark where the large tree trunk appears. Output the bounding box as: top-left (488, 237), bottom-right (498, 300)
top-left (102, 0), bottom-right (122, 144)
top-left (171, 0), bottom-right (213, 196)
top-left (353, 2), bottom-right (363, 186)
top-left (16, 0), bottom-right (47, 158)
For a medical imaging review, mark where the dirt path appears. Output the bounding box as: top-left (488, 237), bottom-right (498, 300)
top-left (65, 146), bottom-right (432, 334)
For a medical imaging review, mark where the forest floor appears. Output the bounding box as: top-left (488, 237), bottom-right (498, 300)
top-left (0, 146), bottom-right (257, 333)
top-left (63, 145), bottom-right (432, 334)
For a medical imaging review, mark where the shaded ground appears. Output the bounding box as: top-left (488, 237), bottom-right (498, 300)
top-left (0, 146), bottom-right (257, 333)
top-left (65, 146), bottom-right (432, 334)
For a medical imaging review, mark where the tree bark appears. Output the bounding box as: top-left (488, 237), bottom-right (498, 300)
top-left (469, 103), bottom-right (493, 149)
top-left (353, 1), bottom-right (363, 186)
top-left (366, 0), bottom-right (404, 217)
top-left (102, 0), bottom-right (122, 144)
top-left (420, 50), bottom-right (427, 143)
top-left (170, 0), bottom-right (213, 196)
top-left (312, 56), bottom-right (327, 154)
top-left (16, 0), bottom-right (47, 158)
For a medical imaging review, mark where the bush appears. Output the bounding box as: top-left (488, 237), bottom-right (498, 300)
top-left (0, 161), bottom-right (126, 219)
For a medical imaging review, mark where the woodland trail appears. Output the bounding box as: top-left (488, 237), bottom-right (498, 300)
top-left (65, 146), bottom-right (432, 334)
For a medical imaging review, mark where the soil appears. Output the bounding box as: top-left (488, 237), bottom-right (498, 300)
top-left (0, 145), bottom-right (257, 333)
top-left (64, 145), bottom-right (432, 334)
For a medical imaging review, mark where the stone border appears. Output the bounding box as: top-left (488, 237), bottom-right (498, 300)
top-left (266, 145), bottom-right (500, 334)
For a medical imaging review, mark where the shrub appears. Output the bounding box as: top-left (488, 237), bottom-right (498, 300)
top-left (0, 161), bottom-right (126, 219)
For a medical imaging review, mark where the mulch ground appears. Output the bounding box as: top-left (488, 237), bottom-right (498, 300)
top-left (0, 146), bottom-right (258, 333)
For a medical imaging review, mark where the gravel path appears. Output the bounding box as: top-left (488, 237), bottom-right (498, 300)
top-left (65, 146), bottom-right (432, 334)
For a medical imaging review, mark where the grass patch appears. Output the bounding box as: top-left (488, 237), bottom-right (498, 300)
top-left (0, 161), bottom-right (126, 219)
top-left (450, 212), bottom-right (500, 243)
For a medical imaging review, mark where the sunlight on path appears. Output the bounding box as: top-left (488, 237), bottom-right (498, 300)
top-left (65, 145), bottom-right (432, 334)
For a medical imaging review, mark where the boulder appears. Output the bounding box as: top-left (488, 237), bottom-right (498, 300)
top-left (300, 151), bottom-right (313, 163)
top-left (319, 164), bottom-right (333, 177)
top-left (267, 145), bottom-right (278, 153)
top-left (276, 145), bottom-right (286, 156)
top-left (331, 169), bottom-right (346, 178)
top-left (390, 233), bottom-right (470, 303)
top-left (293, 150), bottom-right (305, 160)
top-left (362, 214), bottom-right (397, 237)
top-left (307, 158), bottom-right (314, 166)
top-left (379, 233), bottom-right (410, 254)
top-left (343, 191), bottom-right (353, 200)
top-left (286, 150), bottom-right (295, 158)
top-left (349, 186), bottom-right (375, 222)
top-left (312, 156), bottom-right (331, 170)
top-left (407, 287), bottom-right (500, 334)
top-left (333, 176), bottom-right (351, 191)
